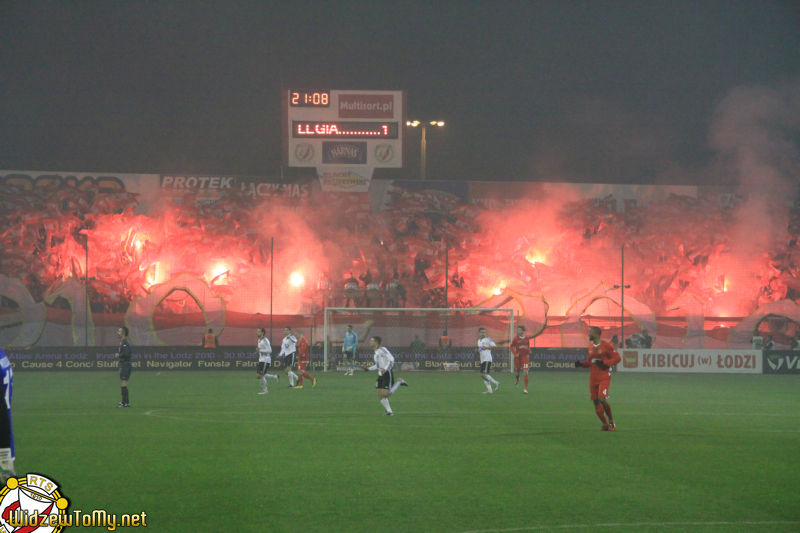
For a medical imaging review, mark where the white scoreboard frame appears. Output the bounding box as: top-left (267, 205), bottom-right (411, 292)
top-left (283, 89), bottom-right (406, 169)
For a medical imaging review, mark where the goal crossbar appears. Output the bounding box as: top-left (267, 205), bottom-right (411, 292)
top-left (322, 307), bottom-right (515, 371)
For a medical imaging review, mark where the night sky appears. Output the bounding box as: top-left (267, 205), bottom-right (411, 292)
top-left (1, 0), bottom-right (798, 183)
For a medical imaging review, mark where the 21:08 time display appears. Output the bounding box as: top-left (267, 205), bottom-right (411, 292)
top-left (289, 90), bottom-right (330, 107)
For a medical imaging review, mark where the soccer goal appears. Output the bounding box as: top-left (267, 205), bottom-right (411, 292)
top-left (322, 307), bottom-right (515, 372)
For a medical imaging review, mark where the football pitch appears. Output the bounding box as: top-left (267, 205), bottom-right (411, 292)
top-left (13, 370), bottom-right (800, 532)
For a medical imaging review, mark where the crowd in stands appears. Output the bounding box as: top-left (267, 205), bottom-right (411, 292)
top-left (2, 178), bottom-right (800, 350)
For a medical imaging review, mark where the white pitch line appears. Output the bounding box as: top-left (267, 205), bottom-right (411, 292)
top-left (139, 409), bottom-right (800, 434)
top-left (459, 519), bottom-right (800, 532)
top-left (140, 408), bottom-right (443, 428)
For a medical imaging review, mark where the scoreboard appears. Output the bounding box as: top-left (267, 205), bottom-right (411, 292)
top-left (283, 89), bottom-right (405, 168)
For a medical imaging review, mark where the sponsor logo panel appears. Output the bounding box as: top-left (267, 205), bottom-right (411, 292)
top-left (764, 350), bottom-right (800, 374)
top-left (338, 94), bottom-right (394, 118)
top-left (316, 167), bottom-right (373, 192)
top-left (322, 142), bottom-right (367, 164)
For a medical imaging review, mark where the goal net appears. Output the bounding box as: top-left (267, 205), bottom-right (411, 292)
top-left (322, 307), bottom-right (515, 372)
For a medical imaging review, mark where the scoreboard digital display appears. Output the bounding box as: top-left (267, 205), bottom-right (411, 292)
top-left (289, 90), bottom-right (330, 107)
top-left (292, 121), bottom-right (399, 139)
top-left (283, 89), bottom-right (405, 169)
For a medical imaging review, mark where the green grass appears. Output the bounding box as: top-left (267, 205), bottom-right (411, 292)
top-left (12, 370), bottom-right (800, 532)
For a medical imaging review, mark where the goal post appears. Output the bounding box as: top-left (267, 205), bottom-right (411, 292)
top-left (322, 307), bottom-right (515, 372)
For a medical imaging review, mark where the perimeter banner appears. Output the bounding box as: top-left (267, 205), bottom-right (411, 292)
top-left (531, 348), bottom-right (587, 370)
top-left (4, 346), bottom-right (325, 371)
top-left (5, 346), bottom-right (505, 371)
top-left (618, 349), bottom-right (763, 374)
top-left (6, 346), bottom-right (625, 372)
top-left (378, 348), bottom-right (511, 371)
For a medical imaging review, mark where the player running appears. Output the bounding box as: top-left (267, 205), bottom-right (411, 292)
top-left (363, 336), bottom-right (407, 415)
top-left (574, 326), bottom-right (621, 430)
top-left (510, 325), bottom-right (534, 393)
top-left (478, 327), bottom-right (500, 394)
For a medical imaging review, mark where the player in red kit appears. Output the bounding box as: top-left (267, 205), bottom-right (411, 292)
top-left (294, 331), bottom-right (317, 389)
top-left (510, 325), bottom-right (534, 393)
top-left (574, 326), bottom-right (621, 430)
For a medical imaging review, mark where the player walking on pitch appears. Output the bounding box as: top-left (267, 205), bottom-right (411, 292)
top-left (478, 327), bottom-right (500, 394)
top-left (511, 325), bottom-right (534, 393)
top-left (574, 326), bottom-right (621, 430)
top-left (256, 328), bottom-right (279, 394)
top-left (294, 331), bottom-right (316, 389)
top-left (363, 336), bottom-right (407, 415)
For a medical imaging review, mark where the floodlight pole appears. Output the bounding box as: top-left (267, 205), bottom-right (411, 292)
top-left (85, 236), bottom-right (89, 347)
top-left (420, 124), bottom-right (428, 180)
top-left (620, 244), bottom-right (624, 346)
top-left (444, 245), bottom-right (449, 308)
top-left (407, 120), bottom-right (444, 180)
top-left (444, 245), bottom-right (449, 334)
top-left (269, 237), bottom-right (274, 340)
top-left (612, 244), bottom-right (629, 347)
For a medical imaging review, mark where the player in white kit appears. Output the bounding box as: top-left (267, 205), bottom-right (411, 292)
top-left (478, 327), bottom-right (500, 394)
top-left (364, 336), bottom-right (407, 415)
top-left (256, 328), bottom-right (279, 394)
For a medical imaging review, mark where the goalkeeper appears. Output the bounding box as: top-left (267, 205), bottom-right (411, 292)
top-left (342, 324), bottom-right (358, 375)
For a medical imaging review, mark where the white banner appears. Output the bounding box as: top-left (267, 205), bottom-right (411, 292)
top-left (316, 166), bottom-right (374, 192)
top-left (619, 349), bottom-right (762, 374)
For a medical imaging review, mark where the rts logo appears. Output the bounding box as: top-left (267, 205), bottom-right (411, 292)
top-left (0, 474), bottom-right (69, 532)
